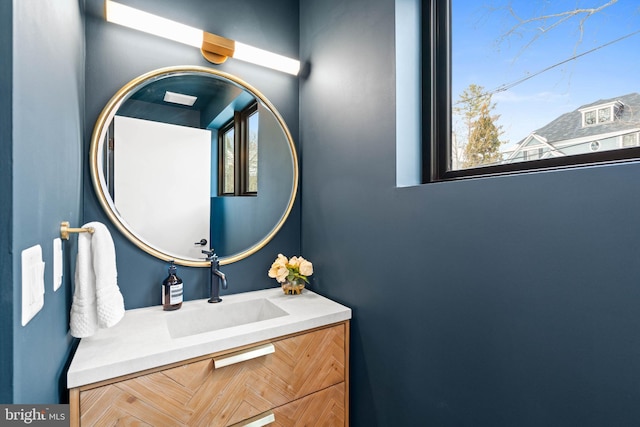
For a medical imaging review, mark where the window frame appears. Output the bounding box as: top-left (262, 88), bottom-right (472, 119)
top-left (240, 102), bottom-right (259, 195)
top-left (425, 0), bottom-right (640, 182)
top-left (219, 117), bottom-right (236, 196)
top-left (218, 101), bottom-right (258, 196)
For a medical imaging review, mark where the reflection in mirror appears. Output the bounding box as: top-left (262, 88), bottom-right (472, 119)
top-left (91, 67), bottom-right (297, 267)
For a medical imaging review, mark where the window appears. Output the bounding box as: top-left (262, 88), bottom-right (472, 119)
top-left (246, 106), bottom-right (259, 193)
top-left (220, 121), bottom-right (235, 194)
top-left (218, 102), bottom-right (259, 196)
top-left (523, 148), bottom-right (544, 161)
top-left (427, 0), bottom-right (640, 181)
top-left (580, 102), bottom-right (622, 127)
top-left (584, 110), bottom-right (597, 126)
top-left (622, 133), bottom-right (639, 147)
top-left (598, 108), bottom-right (611, 124)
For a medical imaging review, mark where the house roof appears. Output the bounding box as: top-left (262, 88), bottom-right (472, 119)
top-left (527, 92), bottom-right (640, 144)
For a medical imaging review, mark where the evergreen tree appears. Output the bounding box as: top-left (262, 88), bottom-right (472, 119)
top-left (453, 84), bottom-right (493, 142)
top-left (463, 103), bottom-right (503, 168)
top-left (453, 84), bottom-right (504, 168)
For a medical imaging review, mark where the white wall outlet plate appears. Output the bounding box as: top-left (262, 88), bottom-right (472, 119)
top-left (53, 238), bottom-right (63, 291)
top-left (21, 244), bottom-right (45, 326)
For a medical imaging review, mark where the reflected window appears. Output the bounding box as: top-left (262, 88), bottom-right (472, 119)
top-left (218, 102), bottom-right (258, 196)
top-left (221, 122), bottom-right (235, 195)
top-left (245, 105), bottom-right (259, 193)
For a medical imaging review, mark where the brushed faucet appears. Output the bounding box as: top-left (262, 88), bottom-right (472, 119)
top-left (202, 249), bottom-right (227, 303)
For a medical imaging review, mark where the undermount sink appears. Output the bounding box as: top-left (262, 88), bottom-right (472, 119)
top-left (166, 298), bottom-right (289, 339)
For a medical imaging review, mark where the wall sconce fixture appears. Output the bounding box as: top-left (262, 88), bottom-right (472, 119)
top-left (105, 1), bottom-right (301, 76)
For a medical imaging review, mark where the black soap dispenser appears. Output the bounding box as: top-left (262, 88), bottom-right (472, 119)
top-left (162, 261), bottom-right (183, 311)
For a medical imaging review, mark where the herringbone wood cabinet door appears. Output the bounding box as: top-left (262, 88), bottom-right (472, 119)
top-left (272, 383), bottom-right (345, 426)
top-left (76, 323), bottom-right (348, 426)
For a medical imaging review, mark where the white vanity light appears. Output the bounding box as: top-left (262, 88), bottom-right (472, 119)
top-left (105, 0), bottom-right (301, 76)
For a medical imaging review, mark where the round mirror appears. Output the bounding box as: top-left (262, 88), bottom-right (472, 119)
top-left (90, 66), bottom-right (298, 267)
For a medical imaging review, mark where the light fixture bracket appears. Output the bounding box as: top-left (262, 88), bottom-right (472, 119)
top-left (201, 32), bottom-right (235, 65)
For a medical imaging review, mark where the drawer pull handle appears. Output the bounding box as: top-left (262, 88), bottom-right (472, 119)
top-left (230, 410), bottom-right (275, 427)
top-left (214, 343), bottom-right (275, 369)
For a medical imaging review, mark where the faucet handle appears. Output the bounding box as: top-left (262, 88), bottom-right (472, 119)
top-left (202, 249), bottom-right (217, 260)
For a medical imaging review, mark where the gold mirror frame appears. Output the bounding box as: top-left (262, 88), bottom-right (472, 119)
top-left (90, 66), bottom-right (299, 267)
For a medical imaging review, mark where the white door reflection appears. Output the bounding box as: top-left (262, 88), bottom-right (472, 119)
top-left (114, 116), bottom-right (211, 259)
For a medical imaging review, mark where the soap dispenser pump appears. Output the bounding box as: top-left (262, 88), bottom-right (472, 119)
top-left (162, 261), bottom-right (183, 311)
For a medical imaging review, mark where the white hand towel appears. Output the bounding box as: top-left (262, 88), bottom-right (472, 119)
top-left (70, 222), bottom-right (125, 338)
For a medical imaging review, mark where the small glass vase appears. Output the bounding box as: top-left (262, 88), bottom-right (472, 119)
top-left (281, 279), bottom-right (305, 295)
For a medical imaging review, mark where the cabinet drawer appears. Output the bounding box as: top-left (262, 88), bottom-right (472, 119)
top-left (271, 383), bottom-right (345, 427)
top-left (231, 383), bottom-right (345, 427)
top-left (79, 323), bottom-right (346, 426)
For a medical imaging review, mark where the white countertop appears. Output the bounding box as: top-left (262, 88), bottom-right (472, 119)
top-left (67, 288), bottom-right (351, 388)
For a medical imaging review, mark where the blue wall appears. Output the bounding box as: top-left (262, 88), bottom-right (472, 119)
top-left (0, 0), bottom-right (14, 405)
top-left (300, 0), bottom-right (640, 425)
top-left (9, 0), bottom-right (640, 421)
top-left (83, 0), bottom-right (301, 308)
top-left (10, 0), bottom-right (84, 403)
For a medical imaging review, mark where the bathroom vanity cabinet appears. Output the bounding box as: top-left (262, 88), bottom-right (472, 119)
top-left (69, 321), bottom-right (349, 426)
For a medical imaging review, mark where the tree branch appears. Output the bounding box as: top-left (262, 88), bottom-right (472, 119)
top-left (494, 0), bottom-right (619, 57)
